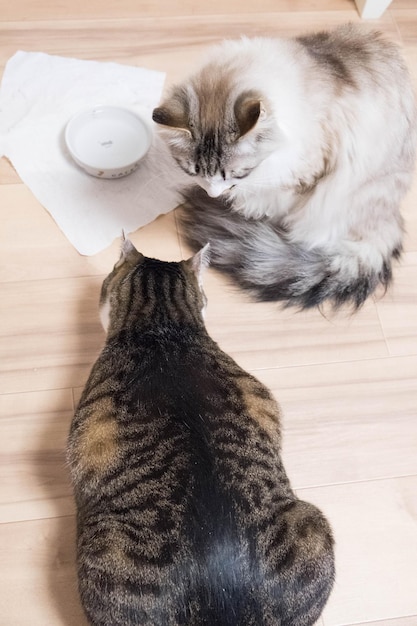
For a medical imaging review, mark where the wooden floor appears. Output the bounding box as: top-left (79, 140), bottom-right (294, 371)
top-left (1, 1), bottom-right (417, 624)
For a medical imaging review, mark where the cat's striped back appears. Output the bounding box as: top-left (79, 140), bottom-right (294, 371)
top-left (67, 240), bottom-right (335, 625)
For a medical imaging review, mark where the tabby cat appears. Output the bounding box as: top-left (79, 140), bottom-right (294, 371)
top-left (153, 24), bottom-right (417, 309)
top-left (67, 239), bottom-right (335, 626)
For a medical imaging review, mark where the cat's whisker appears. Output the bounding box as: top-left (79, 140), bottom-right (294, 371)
top-left (137, 169), bottom-right (169, 191)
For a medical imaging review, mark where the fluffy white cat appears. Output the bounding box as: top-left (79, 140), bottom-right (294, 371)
top-left (153, 24), bottom-right (417, 308)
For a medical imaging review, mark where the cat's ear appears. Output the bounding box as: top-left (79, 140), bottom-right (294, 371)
top-left (115, 233), bottom-right (144, 269)
top-left (152, 100), bottom-right (191, 135)
top-left (186, 243), bottom-right (210, 283)
top-left (234, 92), bottom-right (266, 137)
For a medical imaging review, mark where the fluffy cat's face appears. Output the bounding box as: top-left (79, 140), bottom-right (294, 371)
top-left (153, 81), bottom-right (277, 198)
top-left (168, 139), bottom-right (261, 199)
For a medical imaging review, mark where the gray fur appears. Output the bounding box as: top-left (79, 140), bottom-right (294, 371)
top-left (180, 186), bottom-right (398, 309)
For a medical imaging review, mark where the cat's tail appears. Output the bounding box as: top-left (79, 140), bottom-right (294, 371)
top-left (180, 186), bottom-right (400, 309)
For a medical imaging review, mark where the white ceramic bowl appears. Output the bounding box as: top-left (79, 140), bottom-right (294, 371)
top-left (65, 106), bottom-right (153, 178)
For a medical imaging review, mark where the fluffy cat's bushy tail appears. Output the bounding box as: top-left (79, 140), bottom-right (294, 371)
top-left (180, 186), bottom-right (398, 309)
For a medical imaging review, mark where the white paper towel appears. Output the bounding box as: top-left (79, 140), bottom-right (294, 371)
top-left (0, 51), bottom-right (188, 255)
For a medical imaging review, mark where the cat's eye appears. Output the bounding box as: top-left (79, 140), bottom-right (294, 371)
top-left (231, 168), bottom-right (253, 179)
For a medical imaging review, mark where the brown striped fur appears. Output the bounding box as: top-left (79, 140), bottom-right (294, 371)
top-left (67, 240), bottom-right (335, 625)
